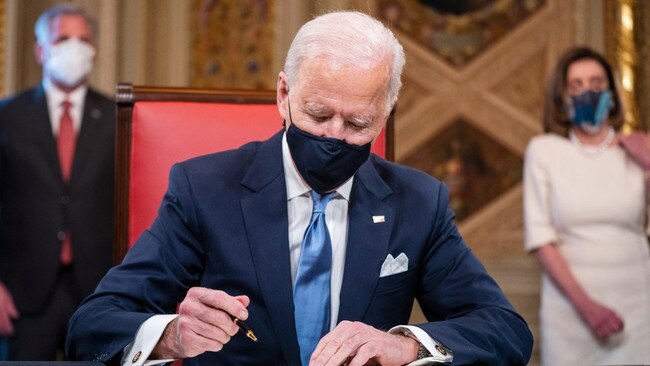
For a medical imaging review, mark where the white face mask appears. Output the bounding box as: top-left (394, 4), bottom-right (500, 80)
top-left (43, 38), bottom-right (95, 87)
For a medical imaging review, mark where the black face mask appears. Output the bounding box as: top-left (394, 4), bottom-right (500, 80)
top-left (285, 122), bottom-right (371, 194)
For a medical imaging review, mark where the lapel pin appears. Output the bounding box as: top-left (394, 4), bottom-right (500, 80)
top-left (91, 108), bottom-right (102, 119)
top-left (372, 215), bottom-right (385, 223)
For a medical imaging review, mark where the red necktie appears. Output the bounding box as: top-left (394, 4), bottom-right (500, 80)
top-left (58, 100), bottom-right (76, 181)
top-left (58, 100), bottom-right (75, 265)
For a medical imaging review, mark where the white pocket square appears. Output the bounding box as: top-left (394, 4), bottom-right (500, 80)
top-left (379, 252), bottom-right (409, 277)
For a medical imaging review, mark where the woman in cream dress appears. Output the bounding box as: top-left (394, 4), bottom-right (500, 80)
top-left (524, 47), bottom-right (649, 365)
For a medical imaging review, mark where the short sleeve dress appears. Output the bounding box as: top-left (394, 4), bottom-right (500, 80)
top-left (523, 133), bottom-right (650, 366)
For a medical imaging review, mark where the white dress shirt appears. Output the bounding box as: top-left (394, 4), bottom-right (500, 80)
top-left (43, 78), bottom-right (87, 137)
top-left (123, 133), bottom-right (451, 365)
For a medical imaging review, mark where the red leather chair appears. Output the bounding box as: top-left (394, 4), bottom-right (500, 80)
top-left (114, 83), bottom-right (394, 263)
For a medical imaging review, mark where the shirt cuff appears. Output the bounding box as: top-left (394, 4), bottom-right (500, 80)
top-left (121, 314), bottom-right (178, 366)
top-left (389, 325), bottom-right (453, 365)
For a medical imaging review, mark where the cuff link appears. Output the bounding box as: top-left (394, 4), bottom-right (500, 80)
top-left (132, 350), bottom-right (142, 363)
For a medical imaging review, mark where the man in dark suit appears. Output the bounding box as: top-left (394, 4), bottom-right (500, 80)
top-left (66, 11), bottom-right (532, 366)
top-left (0, 4), bottom-right (114, 360)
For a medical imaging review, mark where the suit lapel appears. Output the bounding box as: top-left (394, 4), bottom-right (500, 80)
top-left (30, 86), bottom-right (62, 182)
top-left (240, 131), bottom-right (301, 365)
top-left (338, 158), bottom-right (395, 323)
top-left (70, 90), bottom-right (106, 186)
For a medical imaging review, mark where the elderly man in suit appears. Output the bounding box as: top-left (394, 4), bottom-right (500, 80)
top-left (0, 4), bottom-right (114, 360)
top-left (66, 11), bottom-right (532, 366)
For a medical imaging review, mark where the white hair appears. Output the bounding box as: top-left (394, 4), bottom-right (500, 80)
top-left (283, 11), bottom-right (405, 111)
top-left (34, 4), bottom-right (97, 46)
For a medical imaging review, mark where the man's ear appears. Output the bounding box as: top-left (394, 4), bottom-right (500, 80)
top-left (276, 71), bottom-right (289, 121)
top-left (34, 43), bottom-right (45, 66)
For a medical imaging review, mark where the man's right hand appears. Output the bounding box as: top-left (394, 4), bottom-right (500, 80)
top-left (0, 281), bottom-right (19, 336)
top-left (151, 287), bottom-right (250, 359)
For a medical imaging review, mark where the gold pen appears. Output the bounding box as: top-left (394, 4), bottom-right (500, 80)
top-left (232, 316), bottom-right (258, 342)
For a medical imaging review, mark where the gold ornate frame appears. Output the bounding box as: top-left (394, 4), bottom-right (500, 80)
top-left (605, 0), bottom-right (649, 131)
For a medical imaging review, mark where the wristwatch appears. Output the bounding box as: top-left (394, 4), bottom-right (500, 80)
top-left (402, 328), bottom-right (431, 359)
top-left (401, 328), bottom-right (452, 360)
top-left (416, 342), bottom-right (432, 359)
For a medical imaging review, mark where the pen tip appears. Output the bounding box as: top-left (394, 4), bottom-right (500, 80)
top-left (247, 331), bottom-right (258, 342)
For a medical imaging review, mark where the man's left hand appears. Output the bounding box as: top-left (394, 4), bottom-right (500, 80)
top-left (309, 321), bottom-right (419, 366)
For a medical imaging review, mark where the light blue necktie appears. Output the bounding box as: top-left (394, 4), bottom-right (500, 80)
top-left (294, 190), bottom-right (334, 366)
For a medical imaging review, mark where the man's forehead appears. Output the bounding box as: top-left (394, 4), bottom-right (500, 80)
top-left (50, 14), bottom-right (92, 38)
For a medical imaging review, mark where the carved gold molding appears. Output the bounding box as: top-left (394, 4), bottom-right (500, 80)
top-left (632, 0), bottom-right (649, 131)
top-left (605, 0), bottom-right (648, 131)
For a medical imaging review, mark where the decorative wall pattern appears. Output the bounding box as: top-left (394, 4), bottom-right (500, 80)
top-left (190, 0), bottom-right (275, 89)
top-left (378, 0), bottom-right (546, 67)
top-left (388, 2), bottom-right (578, 363)
top-left (402, 119), bottom-right (522, 221)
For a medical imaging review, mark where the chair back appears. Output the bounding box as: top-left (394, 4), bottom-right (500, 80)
top-left (114, 83), bottom-right (394, 263)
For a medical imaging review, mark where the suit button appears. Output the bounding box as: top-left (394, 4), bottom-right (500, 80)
top-left (57, 231), bottom-right (66, 241)
top-left (61, 195), bottom-right (71, 204)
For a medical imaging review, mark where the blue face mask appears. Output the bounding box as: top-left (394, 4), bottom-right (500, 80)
top-left (285, 122), bottom-right (371, 194)
top-left (569, 90), bottom-right (614, 134)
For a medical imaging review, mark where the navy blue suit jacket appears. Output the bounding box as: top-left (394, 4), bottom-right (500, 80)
top-left (67, 131), bottom-right (532, 365)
